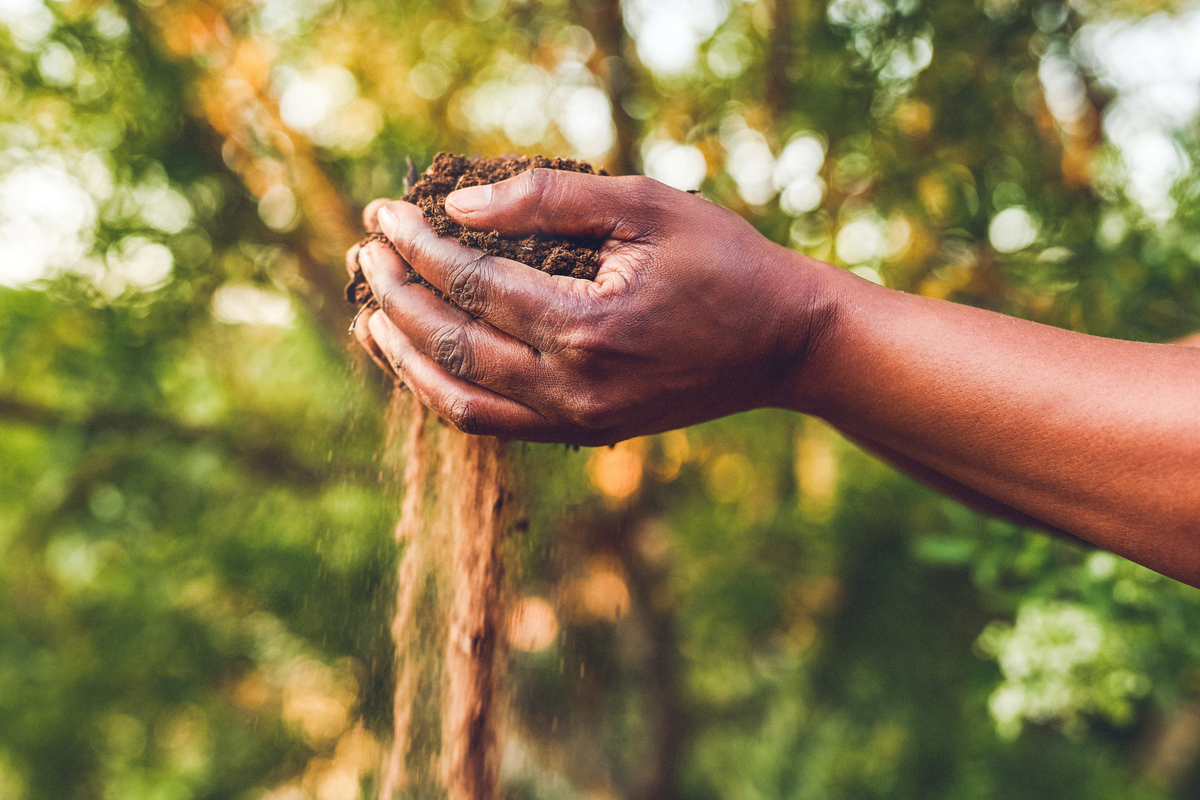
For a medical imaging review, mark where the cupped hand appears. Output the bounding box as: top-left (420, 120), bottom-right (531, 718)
top-left (349, 168), bottom-right (836, 445)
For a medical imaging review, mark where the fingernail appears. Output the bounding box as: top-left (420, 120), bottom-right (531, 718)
top-left (376, 205), bottom-right (400, 238)
top-left (446, 184), bottom-right (492, 214)
top-left (358, 242), bottom-right (378, 277)
top-left (368, 309), bottom-right (386, 338)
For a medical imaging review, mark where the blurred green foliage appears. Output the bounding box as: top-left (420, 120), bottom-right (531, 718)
top-left (2, 0), bottom-right (1200, 798)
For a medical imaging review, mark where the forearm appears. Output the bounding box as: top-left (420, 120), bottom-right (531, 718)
top-left (792, 261), bottom-right (1200, 585)
top-left (841, 430), bottom-right (1080, 535)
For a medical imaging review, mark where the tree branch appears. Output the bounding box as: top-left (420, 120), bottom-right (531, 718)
top-left (578, 0), bottom-right (640, 175)
top-left (129, 0), bottom-right (362, 345)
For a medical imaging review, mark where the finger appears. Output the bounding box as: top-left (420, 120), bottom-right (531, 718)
top-left (374, 201), bottom-right (588, 352)
top-left (353, 309), bottom-right (399, 380)
top-left (346, 242), bottom-right (362, 278)
top-left (363, 197), bottom-right (392, 233)
top-left (443, 168), bottom-right (678, 241)
top-left (358, 240), bottom-right (552, 401)
top-left (367, 312), bottom-right (557, 440)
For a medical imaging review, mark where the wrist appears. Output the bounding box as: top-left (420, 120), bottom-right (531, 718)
top-left (769, 252), bottom-right (857, 416)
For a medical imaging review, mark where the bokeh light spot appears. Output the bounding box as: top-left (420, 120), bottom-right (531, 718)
top-left (509, 596), bottom-right (559, 652)
top-left (989, 207), bottom-right (1038, 253)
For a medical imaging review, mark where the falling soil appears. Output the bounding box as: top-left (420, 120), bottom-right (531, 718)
top-left (368, 153), bottom-right (607, 800)
top-left (377, 394), bottom-right (513, 800)
top-left (346, 152), bottom-right (606, 311)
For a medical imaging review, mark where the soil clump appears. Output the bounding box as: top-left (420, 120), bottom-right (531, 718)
top-left (346, 152), bottom-right (606, 311)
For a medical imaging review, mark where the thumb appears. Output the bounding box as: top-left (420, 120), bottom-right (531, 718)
top-left (444, 168), bottom-right (669, 241)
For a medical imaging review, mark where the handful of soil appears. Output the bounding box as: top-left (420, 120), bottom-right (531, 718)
top-left (346, 152), bottom-right (607, 312)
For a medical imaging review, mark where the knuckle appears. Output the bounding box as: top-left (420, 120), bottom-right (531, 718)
top-left (584, 403), bottom-right (620, 432)
top-left (559, 311), bottom-right (609, 369)
top-left (429, 323), bottom-right (472, 378)
top-left (534, 295), bottom-right (586, 357)
top-left (626, 174), bottom-right (658, 194)
top-left (629, 181), bottom-right (669, 229)
top-left (373, 283), bottom-right (402, 320)
top-left (524, 168), bottom-right (559, 229)
top-left (560, 388), bottom-right (610, 430)
top-left (524, 167), bottom-right (554, 201)
top-left (615, 175), bottom-right (657, 207)
top-left (562, 335), bottom-right (600, 373)
top-left (408, 226), bottom-right (439, 269)
top-left (446, 397), bottom-right (482, 435)
top-left (445, 255), bottom-right (488, 314)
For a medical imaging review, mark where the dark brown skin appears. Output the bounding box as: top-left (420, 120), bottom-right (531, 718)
top-left (348, 169), bottom-right (1200, 588)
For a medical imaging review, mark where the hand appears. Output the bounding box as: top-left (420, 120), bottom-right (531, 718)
top-left (350, 169), bottom-right (837, 445)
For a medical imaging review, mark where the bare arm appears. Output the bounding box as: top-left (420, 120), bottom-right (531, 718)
top-left (802, 269), bottom-right (1200, 583)
top-left (821, 327), bottom-right (1200, 544)
top-left (351, 170), bottom-right (1200, 586)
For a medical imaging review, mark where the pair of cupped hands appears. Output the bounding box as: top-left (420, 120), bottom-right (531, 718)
top-left (347, 168), bottom-right (835, 445)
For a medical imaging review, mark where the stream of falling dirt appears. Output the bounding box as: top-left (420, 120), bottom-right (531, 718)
top-left (378, 392), bottom-right (511, 800)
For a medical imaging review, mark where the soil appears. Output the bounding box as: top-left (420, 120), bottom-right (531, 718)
top-left (378, 396), bottom-right (512, 800)
top-left (346, 152), bottom-right (606, 311)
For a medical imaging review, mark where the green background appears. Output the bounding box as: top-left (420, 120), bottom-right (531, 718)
top-left (2, 0), bottom-right (1200, 797)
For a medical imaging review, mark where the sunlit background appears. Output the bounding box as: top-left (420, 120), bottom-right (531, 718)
top-left (2, 0), bottom-right (1200, 797)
